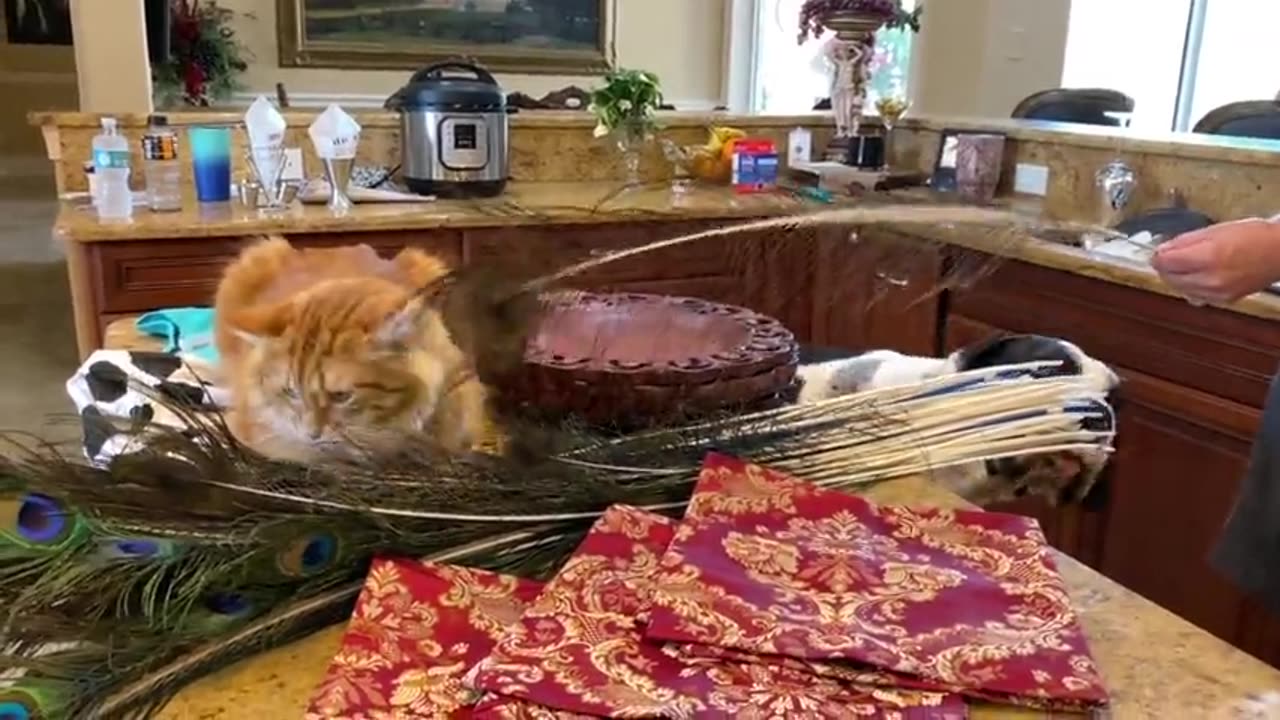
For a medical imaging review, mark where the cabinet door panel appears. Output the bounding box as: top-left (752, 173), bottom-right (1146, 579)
top-left (810, 230), bottom-right (942, 355)
top-left (92, 231), bottom-right (463, 313)
top-left (1098, 367), bottom-right (1259, 646)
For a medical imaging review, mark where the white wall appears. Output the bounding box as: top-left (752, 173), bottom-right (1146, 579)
top-left (911, 0), bottom-right (1071, 118)
top-left (220, 0), bottom-right (726, 108)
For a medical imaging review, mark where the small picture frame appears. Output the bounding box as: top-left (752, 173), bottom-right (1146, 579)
top-left (930, 129), bottom-right (1007, 193)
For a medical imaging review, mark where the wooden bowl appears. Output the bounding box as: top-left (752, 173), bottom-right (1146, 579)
top-left (498, 292), bottom-right (798, 428)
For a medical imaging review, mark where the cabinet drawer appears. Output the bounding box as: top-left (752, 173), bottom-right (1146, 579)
top-left (89, 231), bottom-right (464, 314)
top-left (949, 256), bottom-right (1280, 408)
top-left (463, 220), bottom-right (755, 287)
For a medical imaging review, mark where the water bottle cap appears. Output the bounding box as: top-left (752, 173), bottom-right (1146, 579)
top-left (101, 117), bottom-right (118, 132)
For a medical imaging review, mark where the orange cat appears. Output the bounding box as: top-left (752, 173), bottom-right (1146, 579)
top-left (214, 236), bottom-right (486, 462)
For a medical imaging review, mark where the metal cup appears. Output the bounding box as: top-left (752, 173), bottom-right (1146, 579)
top-left (323, 157), bottom-right (355, 214)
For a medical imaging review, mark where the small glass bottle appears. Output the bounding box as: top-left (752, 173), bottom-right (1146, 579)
top-left (142, 114), bottom-right (182, 212)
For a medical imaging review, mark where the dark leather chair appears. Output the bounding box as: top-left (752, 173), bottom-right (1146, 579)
top-left (1193, 101), bottom-right (1280, 140)
top-left (1011, 88), bottom-right (1135, 126)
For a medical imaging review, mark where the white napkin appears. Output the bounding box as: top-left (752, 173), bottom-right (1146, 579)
top-left (244, 95), bottom-right (286, 149)
top-left (245, 96), bottom-right (287, 184)
top-left (308, 104), bottom-right (361, 160)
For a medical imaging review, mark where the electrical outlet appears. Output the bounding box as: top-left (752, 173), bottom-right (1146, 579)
top-left (1014, 163), bottom-right (1050, 196)
top-left (281, 148), bottom-right (305, 181)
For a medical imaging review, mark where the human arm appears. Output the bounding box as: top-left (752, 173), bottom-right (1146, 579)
top-left (1149, 215), bottom-right (1280, 303)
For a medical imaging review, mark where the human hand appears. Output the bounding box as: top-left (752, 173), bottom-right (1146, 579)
top-left (1149, 218), bottom-right (1280, 303)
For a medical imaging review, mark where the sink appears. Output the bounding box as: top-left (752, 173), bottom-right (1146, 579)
top-left (1035, 228), bottom-right (1090, 247)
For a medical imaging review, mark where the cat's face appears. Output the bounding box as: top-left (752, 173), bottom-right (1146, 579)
top-left (229, 280), bottom-right (456, 450)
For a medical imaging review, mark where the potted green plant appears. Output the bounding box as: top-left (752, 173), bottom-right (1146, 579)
top-left (589, 68), bottom-right (664, 186)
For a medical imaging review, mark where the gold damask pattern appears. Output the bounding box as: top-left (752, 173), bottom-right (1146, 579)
top-left (470, 506), bottom-right (963, 719)
top-left (644, 453), bottom-right (1109, 710)
top-left (306, 558), bottom-right (542, 719)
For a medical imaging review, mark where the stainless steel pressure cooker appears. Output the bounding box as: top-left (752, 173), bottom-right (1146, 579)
top-left (386, 62), bottom-right (510, 198)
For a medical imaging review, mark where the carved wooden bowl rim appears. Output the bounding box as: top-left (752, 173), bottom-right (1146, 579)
top-left (524, 291), bottom-right (798, 384)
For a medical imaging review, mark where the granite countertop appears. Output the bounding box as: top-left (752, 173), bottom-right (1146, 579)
top-left (153, 474), bottom-right (1280, 719)
top-left (54, 182), bottom-right (826, 242)
top-left (55, 181), bottom-right (1280, 323)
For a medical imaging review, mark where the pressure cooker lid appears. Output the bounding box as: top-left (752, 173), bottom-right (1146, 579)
top-left (386, 61), bottom-right (505, 111)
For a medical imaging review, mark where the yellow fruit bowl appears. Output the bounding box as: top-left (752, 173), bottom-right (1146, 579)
top-left (662, 126), bottom-right (746, 185)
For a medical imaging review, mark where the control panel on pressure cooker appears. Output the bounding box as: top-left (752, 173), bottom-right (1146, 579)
top-left (439, 116), bottom-right (489, 170)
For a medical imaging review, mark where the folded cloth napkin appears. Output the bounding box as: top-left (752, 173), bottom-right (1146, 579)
top-left (306, 557), bottom-right (543, 719)
top-left (471, 506), bottom-right (961, 719)
top-left (135, 307), bottom-right (218, 363)
top-left (644, 453), bottom-right (1109, 711)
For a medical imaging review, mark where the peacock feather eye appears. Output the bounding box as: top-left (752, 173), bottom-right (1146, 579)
top-left (0, 685), bottom-right (50, 720)
top-left (277, 531), bottom-right (340, 578)
top-left (0, 493), bottom-right (81, 549)
top-left (97, 536), bottom-right (176, 560)
top-left (204, 591), bottom-right (253, 616)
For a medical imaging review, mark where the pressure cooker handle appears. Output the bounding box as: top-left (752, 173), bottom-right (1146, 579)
top-left (409, 61), bottom-right (498, 86)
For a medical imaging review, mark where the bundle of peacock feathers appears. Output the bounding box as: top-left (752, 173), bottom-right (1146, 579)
top-left (0, 205), bottom-right (1120, 719)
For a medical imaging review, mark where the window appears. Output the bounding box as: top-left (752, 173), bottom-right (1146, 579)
top-left (1062, 0), bottom-right (1280, 132)
top-left (748, 0), bottom-right (917, 115)
top-left (1185, 0), bottom-right (1280, 127)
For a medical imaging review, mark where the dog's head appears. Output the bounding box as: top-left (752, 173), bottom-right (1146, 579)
top-left (951, 334), bottom-right (1119, 506)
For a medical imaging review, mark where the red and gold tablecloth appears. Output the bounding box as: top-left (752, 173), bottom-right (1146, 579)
top-left (305, 557), bottom-right (543, 719)
top-left (644, 453), bottom-right (1108, 711)
top-left (471, 505), bottom-right (963, 719)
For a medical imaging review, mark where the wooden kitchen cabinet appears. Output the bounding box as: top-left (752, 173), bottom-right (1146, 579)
top-left (809, 229), bottom-right (943, 355)
top-left (88, 231), bottom-right (465, 316)
top-left (946, 251), bottom-right (1280, 665)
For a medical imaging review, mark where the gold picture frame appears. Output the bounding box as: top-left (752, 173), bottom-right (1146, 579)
top-left (278, 0), bottom-right (615, 75)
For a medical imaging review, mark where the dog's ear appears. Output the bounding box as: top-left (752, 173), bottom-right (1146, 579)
top-left (954, 333), bottom-right (1082, 377)
top-left (952, 333), bottom-right (1020, 371)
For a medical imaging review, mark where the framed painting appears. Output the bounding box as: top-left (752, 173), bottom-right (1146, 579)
top-left (3, 0), bottom-right (73, 46)
top-left (278, 0), bottom-right (614, 75)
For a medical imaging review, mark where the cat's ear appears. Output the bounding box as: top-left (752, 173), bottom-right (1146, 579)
top-left (375, 285), bottom-right (449, 349)
top-left (228, 302), bottom-right (293, 348)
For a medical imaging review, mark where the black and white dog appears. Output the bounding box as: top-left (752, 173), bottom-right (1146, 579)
top-left (796, 335), bottom-right (1120, 508)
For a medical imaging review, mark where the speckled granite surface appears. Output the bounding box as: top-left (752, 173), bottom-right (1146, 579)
top-left (53, 181), bottom-right (829, 241)
top-left (54, 181), bottom-right (1280, 323)
top-left (153, 475), bottom-right (1280, 720)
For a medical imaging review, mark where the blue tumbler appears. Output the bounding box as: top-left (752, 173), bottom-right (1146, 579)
top-left (187, 126), bottom-right (232, 203)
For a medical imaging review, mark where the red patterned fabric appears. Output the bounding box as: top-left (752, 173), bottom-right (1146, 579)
top-left (306, 557), bottom-right (543, 719)
top-left (643, 453), bottom-right (1109, 710)
top-left (471, 506), bottom-right (964, 719)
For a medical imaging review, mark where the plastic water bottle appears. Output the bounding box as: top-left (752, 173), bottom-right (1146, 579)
top-left (92, 117), bottom-right (133, 220)
top-left (141, 115), bottom-right (182, 212)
